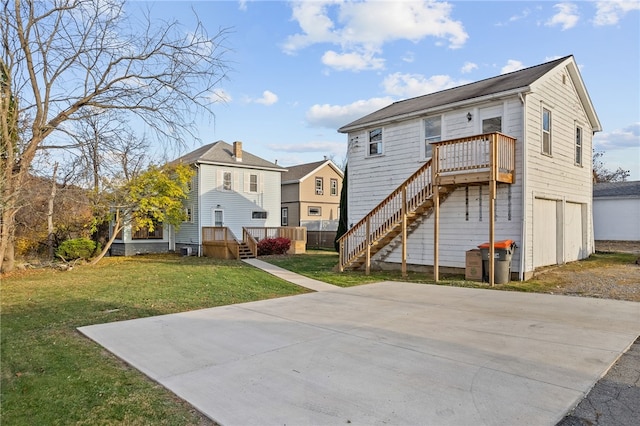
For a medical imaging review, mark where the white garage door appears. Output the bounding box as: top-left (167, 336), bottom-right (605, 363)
top-left (565, 202), bottom-right (583, 262)
top-left (534, 198), bottom-right (557, 268)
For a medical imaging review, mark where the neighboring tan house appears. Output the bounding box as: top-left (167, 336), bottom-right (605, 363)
top-left (110, 140), bottom-right (286, 256)
top-left (281, 159), bottom-right (344, 225)
top-left (337, 55), bottom-right (601, 280)
top-left (593, 181), bottom-right (640, 241)
top-left (281, 159), bottom-right (344, 248)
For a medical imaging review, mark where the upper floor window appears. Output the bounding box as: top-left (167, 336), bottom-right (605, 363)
top-left (315, 177), bottom-right (324, 195)
top-left (252, 211), bottom-right (267, 219)
top-left (249, 173), bottom-right (258, 193)
top-left (184, 206), bottom-right (193, 223)
top-left (575, 126), bottom-right (583, 166)
top-left (330, 178), bottom-right (338, 196)
top-left (424, 116), bottom-right (441, 158)
top-left (368, 128), bottom-right (382, 156)
top-left (482, 116), bottom-right (502, 133)
top-left (223, 171), bottom-right (232, 191)
top-left (542, 108), bottom-right (552, 155)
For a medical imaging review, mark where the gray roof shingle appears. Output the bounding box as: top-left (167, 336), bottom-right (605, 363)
top-left (338, 55), bottom-right (572, 132)
top-left (173, 140), bottom-right (285, 171)
top-left (594, 181), bottom-right (640, 198)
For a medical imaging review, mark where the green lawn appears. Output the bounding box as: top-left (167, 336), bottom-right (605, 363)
top-left (2, 250), bottom-right (634, 424)
top-left (1, 254), bottom-right (309, 425)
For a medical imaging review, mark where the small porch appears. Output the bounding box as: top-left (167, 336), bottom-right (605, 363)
top-left (202, 226), bottom-right (307, 260)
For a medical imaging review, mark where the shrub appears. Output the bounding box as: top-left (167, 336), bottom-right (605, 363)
top-left (257, 237), bottom-right (291, 256)
top-left (56, 238), bottom-right (98, 260)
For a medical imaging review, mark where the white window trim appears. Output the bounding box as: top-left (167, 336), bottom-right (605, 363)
top-left (251, 211), bottom-right (267, 220)
top-left (308, 206), bottom-right (322, 216)
top-left (184, 205), bottom-right (194, 223)
top-left (575, 124), bottom-right (583, 167)
top-left (542, 106), bottom-right (552, 156)
top-left (281, 207), bottom-right (288, 226)
top-left (423, 115), bottom-right (442, 160)
top-left (367, 127), bottom-right (383, 157)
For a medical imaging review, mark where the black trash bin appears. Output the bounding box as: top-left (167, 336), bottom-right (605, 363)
top-left (478, 240), bottom-right (516, 284)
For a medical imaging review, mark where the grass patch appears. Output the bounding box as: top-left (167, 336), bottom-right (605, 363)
top-left (264, 250), bottom-right (485, 289)
top-left (1, 254), bottom-right (308, 425)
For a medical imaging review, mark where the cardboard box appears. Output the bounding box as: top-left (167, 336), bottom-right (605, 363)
top-left (465, 249), bottom-right (483, 281)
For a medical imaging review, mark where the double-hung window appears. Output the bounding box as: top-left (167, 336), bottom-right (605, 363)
top-left (368, 128), bottom-right (382, 156)
top-left (223, 171), bottom-right (232, 191)
top-left (542, 108), bottom-right (552, 155)
top-left (315, 177), bottom-right (323, 195)
top-left (249, 173), bottom-right (258, 193)
top-left (330, 178), bottom-right (338, 196)
top-left (424, 116), bottom-right (441, 158)
top-left (575, 126), bottom-right (583, 166)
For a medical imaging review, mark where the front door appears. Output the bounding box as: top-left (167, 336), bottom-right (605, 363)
top-left (213, 209), bottom-right (224, 227)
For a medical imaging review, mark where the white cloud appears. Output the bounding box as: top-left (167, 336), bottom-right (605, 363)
top-left (382, 72), bottom-right (469, 98)
top-left (546, 3), bottom-right (580, 30)
top-left (501, 59), bottom-right (525, 74)
top-left (322, 50), bottom-right (385, 71)
top-left (283, 1), bottom-right (468, 72)
top-left (306, 97), bottom-right (394, 129)
top-left (209, 88), bottom-right (232, 104)
top-left (495, 7), bottom-right (532, 26)
top-left (594, 123), bottom-right (640, 150)
top-left (461, 61), bottom-right (478, 74)
top-left (252, 90), bottom-right (279, 106)
top-left (593, 1), bottom-right (640, 26)
top-left (402, 51), bottom-right (415, 63)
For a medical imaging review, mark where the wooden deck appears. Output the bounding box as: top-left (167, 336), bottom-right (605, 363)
top-left (202, 226), bottom-right (307, 259)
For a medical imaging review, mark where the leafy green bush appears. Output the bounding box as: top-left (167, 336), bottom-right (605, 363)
top-left (56, 238), bottom-right (98, 260)
top-left (257, 237), bottom-right (291, 256)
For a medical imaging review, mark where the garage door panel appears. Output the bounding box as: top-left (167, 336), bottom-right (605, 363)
top-left (565, 203), bottom-right (583, 262)
top-left (534, 199), bottom-right (557, 268)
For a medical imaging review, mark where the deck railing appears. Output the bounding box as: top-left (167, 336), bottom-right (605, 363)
top-left (338, 132), bottom-right (516, 271)
top-left (243, 227), bottom-right (307, 243)
top-left (202, 227), bottom-right (241, 259)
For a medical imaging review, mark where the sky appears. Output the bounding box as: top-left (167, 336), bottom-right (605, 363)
top-left (134, 0), bottom-right (639, 179)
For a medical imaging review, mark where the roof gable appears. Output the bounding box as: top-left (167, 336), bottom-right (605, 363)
top-left (173, 140), bottom-right (285, 171)
top-left (339, 55), bottom-right (600, 133)
top-left (282, 160), bottom-right (344, 184)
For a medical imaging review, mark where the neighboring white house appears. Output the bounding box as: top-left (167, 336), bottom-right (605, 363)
top-left (593, 181), bottom-right (640, 241)
top-left (110, 140), bottom-right (285, 256)
top-left (173, 140), bottom-right (286, 255)
top-left (337, 55), bottom-right (601, 280)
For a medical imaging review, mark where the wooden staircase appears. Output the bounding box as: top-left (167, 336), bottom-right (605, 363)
top-left (338, 132), bottom-right (517, 274)
top-left (238, 241), bottom-right (255, 259)
top-left (338, 158), bottom-right (453, 271)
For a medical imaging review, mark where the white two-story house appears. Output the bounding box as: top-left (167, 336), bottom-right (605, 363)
top-left (337, 55), bottom-right (601, 281)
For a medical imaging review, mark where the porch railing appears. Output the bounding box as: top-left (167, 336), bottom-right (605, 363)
top-left (243, 227), bottom-right (307, 243)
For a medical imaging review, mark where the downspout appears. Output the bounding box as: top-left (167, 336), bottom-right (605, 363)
top-left (518, 92), bottom-right (527, 281)
top-left (196, 163), bottom-right (202, 257)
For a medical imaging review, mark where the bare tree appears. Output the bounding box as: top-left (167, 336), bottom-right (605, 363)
top-left (593, 150), bottom-right (630, 183)
top-left (1, 0), bottom-right (229, 271)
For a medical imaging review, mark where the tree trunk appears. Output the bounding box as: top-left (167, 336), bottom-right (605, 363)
top-left (48, 163), bottom-right (58, 259)
top-left (90, 210), bottom-right (121, 265)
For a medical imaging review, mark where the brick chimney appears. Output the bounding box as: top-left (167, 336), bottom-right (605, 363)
top-left (233, 141), bottom-right (242, 162)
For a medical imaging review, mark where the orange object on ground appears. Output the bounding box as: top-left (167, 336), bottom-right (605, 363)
top-left (477, 239), bottom-right (515, 250)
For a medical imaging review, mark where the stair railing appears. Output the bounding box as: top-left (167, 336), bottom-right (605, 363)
top-left (242, 228), bottom-right (258, 258)
top-left (338, 159), bottom-right (434, 271)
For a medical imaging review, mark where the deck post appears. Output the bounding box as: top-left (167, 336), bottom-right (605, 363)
top-left (489, 135), bottom-right (497, 287)
top-left (401, 187), bottom-right (407, 278)
top-left (365, 217), bottom-right (371, 275)
top-left (432, 146), bottom-right (440, 282)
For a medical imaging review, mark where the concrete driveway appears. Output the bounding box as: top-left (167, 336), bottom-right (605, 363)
top-left (79, 282), bottom-right (639, 426)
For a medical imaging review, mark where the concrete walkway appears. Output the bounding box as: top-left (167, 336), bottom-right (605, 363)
top-left (79, 270), bottom-right (639, 426)
top-left (242, 258), bottom-right (340, 292)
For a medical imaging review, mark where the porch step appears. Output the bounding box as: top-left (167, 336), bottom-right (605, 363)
top-left (238, 242), bottom-right (255, 259)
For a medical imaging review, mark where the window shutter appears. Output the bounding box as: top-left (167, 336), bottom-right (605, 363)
top-left (244, 172), bottom-right (250, 193)
top-left (233, 171), bottom-right (239, 192)
top-left (217, 170), bottom-right (223, 191)
top-left (260, 173), bottom-right (264, 193)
